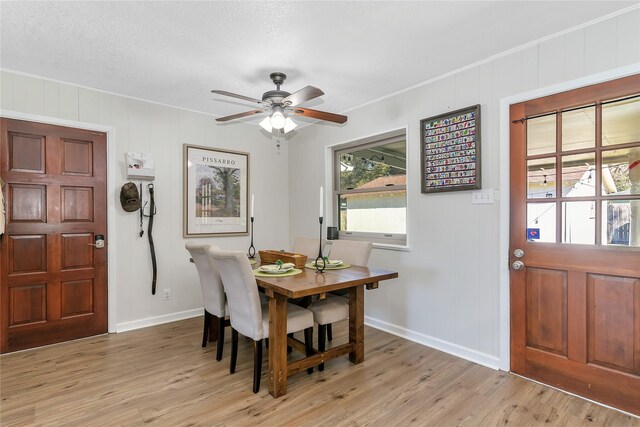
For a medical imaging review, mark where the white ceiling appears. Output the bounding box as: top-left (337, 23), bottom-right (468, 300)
top-left (0, 1), bottom-right (635, 127)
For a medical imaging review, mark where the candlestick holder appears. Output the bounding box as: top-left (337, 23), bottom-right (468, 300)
top-left (315, 216), bottom-right (326, 273)
top-left (247, 216), bottom-right (256, 258)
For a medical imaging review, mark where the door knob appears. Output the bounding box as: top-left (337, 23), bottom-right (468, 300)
top-left (512, 260), bottom-right (525, 270)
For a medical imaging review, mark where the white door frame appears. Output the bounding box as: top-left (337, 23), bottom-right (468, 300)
top-left (498, 63), bottom-right (640, 371)
top-left (1, 109), bottom-right (118, 333)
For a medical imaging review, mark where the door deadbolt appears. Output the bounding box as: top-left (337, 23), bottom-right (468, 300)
top-left (513, 248), bottom-right (524, 258)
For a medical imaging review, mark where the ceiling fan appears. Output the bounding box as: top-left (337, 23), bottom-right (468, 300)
top-left (211, 72), bottom-right (348, 134)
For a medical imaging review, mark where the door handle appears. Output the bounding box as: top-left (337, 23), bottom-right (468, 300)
top-left (88, 234), bottom-right (105, 248)
top-left (512, 260), bottom-right (525, 270)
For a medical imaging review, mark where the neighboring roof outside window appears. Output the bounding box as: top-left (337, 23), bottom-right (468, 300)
top-left (355, 175), bottom-right (406, 189)
top-left (342, 175), bottom-right (406, 199)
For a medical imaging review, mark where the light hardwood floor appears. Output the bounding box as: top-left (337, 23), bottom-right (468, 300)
top-left (1, 317), bottom-right (638, 426)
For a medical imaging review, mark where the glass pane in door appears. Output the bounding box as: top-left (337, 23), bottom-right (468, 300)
top-left (527, 202), bottom-right (556, 242)
top-left (602, 200), bottom-right (638, 246)
top-left (562, 201), bottom-right (595, 244)
top-left (527, 115), bottom-right (556, 156)
top-left (602, 147), bottom-right (640, 195)
top-left (527, 158), bottom-right (556, 199)
top-left (562, 106), bottom-right (595, 151)
top-left (561, 153), bottom-right (596, 197)
top-left (602, 97), bottom-right (640, 146)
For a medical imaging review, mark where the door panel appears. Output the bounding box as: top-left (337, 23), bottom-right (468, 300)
top-left (61, 186), bottom-right (94, 222)
top-left (60, 279), bottom-right (94, 318)
top-left (526, 268), bottom-right (567, 356)
top-left (588, 275), bottom-right (637, 373)
top-left (9, 184), bottom-right (46, 222)
top-left (61, 233), bottom-right (94, 269)
top-left (8, 235), bottom-right (47, 274)
top-left (8, 132), bottom-right (45, 173)
top-left (9, 284), bottom-right (46, 326)
top-left (510, 74), bottom-right (640, 415)
top-left (1, 118), bottom-right (107, 353)
top-left (61, 139), bottom-right (93, 176)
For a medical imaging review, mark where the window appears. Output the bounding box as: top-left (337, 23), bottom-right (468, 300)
top-left (333, 130), bottom-right (407, 246)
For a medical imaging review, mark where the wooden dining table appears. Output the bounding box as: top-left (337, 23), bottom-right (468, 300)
top-left (254, 263), bottom-right (398, 398)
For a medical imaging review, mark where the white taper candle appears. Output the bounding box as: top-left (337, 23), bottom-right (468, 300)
top-left (251, 194), bottom-right (254, 218)
top-left (319, 185), bottom-right (323, 217)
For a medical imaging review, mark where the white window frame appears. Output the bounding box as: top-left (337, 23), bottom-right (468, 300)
top-left (332, 129), bottom-right (407, 247)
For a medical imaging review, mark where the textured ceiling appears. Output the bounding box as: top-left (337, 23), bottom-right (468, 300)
top-left (0, 1), bottom-right (635, 127)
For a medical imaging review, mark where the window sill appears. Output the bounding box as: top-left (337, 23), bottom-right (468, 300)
top-left (325, 240), bottom-right (410, 252)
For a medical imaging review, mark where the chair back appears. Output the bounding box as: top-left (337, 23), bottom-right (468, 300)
top-left (293, 236), bottom-right (324, 260)
top-left (207, 248), bottom-right (264, 340)
top-left (328, 240), bottom-right (373, 266)
top-left (185, 241), bottom-right (225, 317)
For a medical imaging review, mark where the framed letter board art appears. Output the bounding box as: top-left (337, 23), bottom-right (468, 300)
top-left (420, 104), bottom-right (481, 193)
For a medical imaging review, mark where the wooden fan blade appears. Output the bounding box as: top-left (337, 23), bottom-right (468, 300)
top-left (211, 90), bottom-right (264, 105)
top-left (215, 109), bottom-right (264, 122)
top-left (282, 86), bottom-right (324, 106)
top-left (291, 107), bottom-right (347, 124)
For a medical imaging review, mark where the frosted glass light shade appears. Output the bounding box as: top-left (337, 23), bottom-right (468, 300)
top-left (283, 117), bottom-right (297, 133)
top-left (259, 116), bottom-right (272, 132)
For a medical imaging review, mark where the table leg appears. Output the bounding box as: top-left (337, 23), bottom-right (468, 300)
top-left (268, 293), bottom-right (288, 397)
top-left (349, 285), bottom-right (365, 364)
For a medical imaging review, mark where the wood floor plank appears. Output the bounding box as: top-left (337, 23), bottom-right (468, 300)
top-left (1, 317), bottom-right (638, 426)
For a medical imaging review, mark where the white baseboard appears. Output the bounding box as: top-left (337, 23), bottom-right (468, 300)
top-left (365, 315), bottom-right (500, 370)
top-left (115, 308), bottom-right (203, 333)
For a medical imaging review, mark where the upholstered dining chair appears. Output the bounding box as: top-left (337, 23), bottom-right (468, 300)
top-left (327, 240), bottom-right (373, 267)
top-left (291, 237), bottom-right (325, 307)
top-left (207, 248), bottom-right (314, 393)
top-left (308, 240), bottom-right (373, 370)
top-left (185, 241), bottom-right (228, 361)
top-left (292, 236), bottom-right (324, 261)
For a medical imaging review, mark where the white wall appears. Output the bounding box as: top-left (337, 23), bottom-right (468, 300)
top-left (289, 8), bottom-right (640, 368)
top-left (0, 72), bottom-right (290, 331)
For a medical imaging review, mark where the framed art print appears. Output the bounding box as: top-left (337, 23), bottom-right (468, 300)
top-left (183, 144), bottom-right (249, 237)
top-left (420, 105), bottom-right (481, 193)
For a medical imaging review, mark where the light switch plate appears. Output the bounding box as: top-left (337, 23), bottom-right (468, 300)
top-left (471, 189), bottom-right (494, 204)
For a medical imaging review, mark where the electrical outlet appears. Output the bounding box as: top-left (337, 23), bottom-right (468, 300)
top-left (163, 289), bottom-right (171, 300)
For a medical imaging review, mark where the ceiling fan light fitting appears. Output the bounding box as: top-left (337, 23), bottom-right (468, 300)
top-left (259, 116), bottom-right (272, 132)
top-left (270, 106), bottom-right (286, 129)
top-left (283, 117), bottom-right (297, 133)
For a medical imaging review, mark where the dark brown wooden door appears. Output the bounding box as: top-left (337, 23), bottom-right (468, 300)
top-left (510, 75), bottom-right (640, 415)
top-left (0, 119), bottom-right (107, 353)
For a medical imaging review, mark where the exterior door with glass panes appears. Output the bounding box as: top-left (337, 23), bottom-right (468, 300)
top-left (509, 74), bottom-right (640, 415)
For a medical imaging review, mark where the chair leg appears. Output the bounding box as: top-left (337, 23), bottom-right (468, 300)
top-left (265, 337), bottom-right (269, 349)
top-left (327, 323), bottom-right (333, 342)
top-left (202, 310), bottom-right (210, 347)
top-left (304, 327), bottom-right (314, 375)
top-left (318, 324), bottom-right (326, 372)
top-left (216, 316), bottom-right (225, 361)
top-left (253, 339), bottom-right (263, 393)
top-left (230, 328), bottom-right (238, 374)
top-left (287, 332), bottom-right (293, 353)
